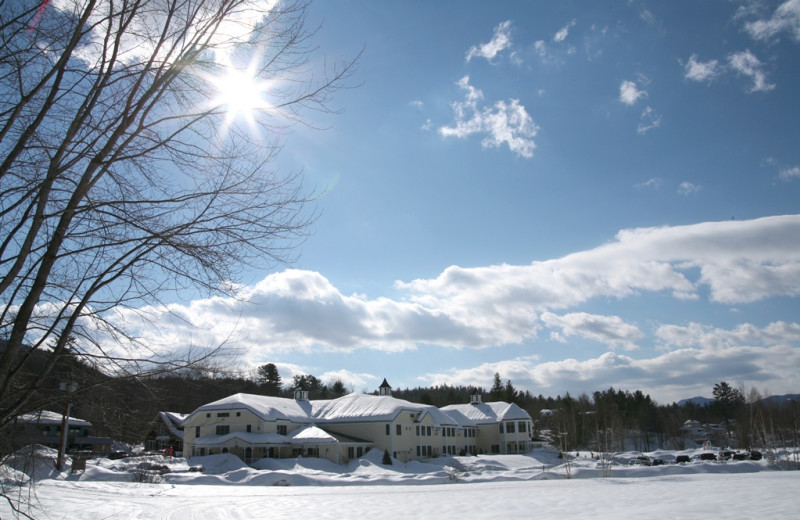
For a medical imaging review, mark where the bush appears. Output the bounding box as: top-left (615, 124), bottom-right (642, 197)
top-left (382, 450), bottom-right (392, 465)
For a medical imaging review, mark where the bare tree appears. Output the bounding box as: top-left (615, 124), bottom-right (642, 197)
top-left (0, 0), bottom-right (357, 428)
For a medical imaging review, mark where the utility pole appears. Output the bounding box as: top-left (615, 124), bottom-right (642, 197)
top-left (56, 381), bottom-right (78, 471)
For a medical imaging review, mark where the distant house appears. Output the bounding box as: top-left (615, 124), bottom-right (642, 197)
top-left (9, 410), bottom-right (112, 454)
top-left (183, 380), bottom-right (536, 465)
top-left (145, 411), bottom-right (188, 454)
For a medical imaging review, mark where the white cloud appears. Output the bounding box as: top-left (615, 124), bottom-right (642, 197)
top-left (684, 50), bottom-right (775, 94)
top-left (422, 356), bottom-right (542, 391)
top-left (318, 369), bottom-right (378, 390)
top-left (656, 321), bottom-right (800, 350)
top-left (466, 20), bottom-right (513, 62)
top-left (541, 312), bottom-right (644, 351)
top-left (421, 342), bottom-right (800, 403)
top-left (637, 106), bottom-right (662, 134)
top-left (635, 177), bottom-right (663, 190)
top-left (619, 80), bottom-right (647, 105)
top-left (553, 19), bottom-right (577, 43)
top-left (684, 54), bottom-right (721, 83)
top-left (68, 215), bottom-right (800, 373)
top-left (779, 166), bottom-right (800, 181)
top-left (728, 50), bottom-right (775, 93)
top-left (744, 0), bottom-right (800, 41)
top-left (53, 0), bottom-right (279, 66)
top-left (400, 214), bottom-right (800, 311)
top-left (439, 76), bottom-right (539, 158)
top-left (678, 181), bottom-right (702, 195)
top-left (640, 9), bottom-right (657, 26)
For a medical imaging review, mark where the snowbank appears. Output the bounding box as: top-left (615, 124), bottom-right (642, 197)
top-left (2, 445), bottom-right (795, 490)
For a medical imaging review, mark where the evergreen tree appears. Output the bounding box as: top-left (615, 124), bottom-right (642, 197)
top-left (490, 372), bottom-right (504, 401)
top-left (330, 379), bottom-right (348, 397)
top-left (712, 381), bottom-right (745, 433)
top-left (257, 363), bottom-right (282, 396)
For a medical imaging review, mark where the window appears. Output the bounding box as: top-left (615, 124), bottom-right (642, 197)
top-left (206, 413), bottom-right (211, 418)
top-left (215, 425), bottom-right (230, 435)
top-left (277, 425), bottom-right (287, 435)
top-left (195, 426), bottom-right (200, 438)
top-left (506, 421), bottom-right (515, 433)
top-left (426, 426), bottom-right (431, 436)
top-left (386, 424), bottom-right (390, 435)
top-left (246, 424), bottom-right (252, 433)
top-left (236, 412), bottom-right (241, 417)
top-left (396, 424), bottom-right (402, 436)
top-left (498, 422), bottom-right (504, 434)
top-left (518, 421), bottom-right (527, 433)
top-left (217, 412), bottom-right (229, 418)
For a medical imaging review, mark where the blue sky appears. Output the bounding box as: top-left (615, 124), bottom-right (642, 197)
top-left (130, 0), bottom-right (800, 403)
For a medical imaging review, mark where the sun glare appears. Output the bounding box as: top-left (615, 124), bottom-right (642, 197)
top-left (207, 61), bottom-right (272, 133)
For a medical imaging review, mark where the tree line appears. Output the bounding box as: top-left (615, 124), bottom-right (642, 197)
top-left (2, 350), bottom-right (798, 459)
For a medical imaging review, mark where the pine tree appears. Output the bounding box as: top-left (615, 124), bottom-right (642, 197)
top-left (490, 372), bottom-right (504, 401)
top-left (257, 364), bottom-right (282, 396)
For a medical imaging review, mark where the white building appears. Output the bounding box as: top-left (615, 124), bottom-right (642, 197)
top-left (183, 381), bottom-right (535, 464)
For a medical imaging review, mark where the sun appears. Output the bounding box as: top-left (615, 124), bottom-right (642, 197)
top-left (207, 60), bottom-right (272, 132)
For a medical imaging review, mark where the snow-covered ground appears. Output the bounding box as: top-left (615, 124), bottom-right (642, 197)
top-left (2, 446), bottom-right (799, 519)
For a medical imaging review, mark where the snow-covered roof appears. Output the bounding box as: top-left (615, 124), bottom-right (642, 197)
top-left (193, 431), bottom-right (290, 447)
top-left (189, 393), bottom-right (313, 423)
top-left (416, 406), bottom-right (459, 427)
top-left (289, 425), bottom-right (334, 443)
top-left (16, 410), bottom-right (91, 427)
top-left (158, 411), bottom-right (186, 440)
top-left (290, 425), bottom-right (372, 445)
top-left (311, 393), bottom-right (456, 426)
top-left (438, 408), bottom-right (477, 428)
top-left (440, 401), bottom-right (531, 424)
top-left (163, 411), bottom-right (188, 424)
top-left (188, 392), bottom-right (525, 430)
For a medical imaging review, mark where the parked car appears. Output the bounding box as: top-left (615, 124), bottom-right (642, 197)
top-left (676, 455), bottom-right (691, 464)
top-left (699, 452), bottom-right (717, 461)
top-left (105, 450), bottom-right (129, 460)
